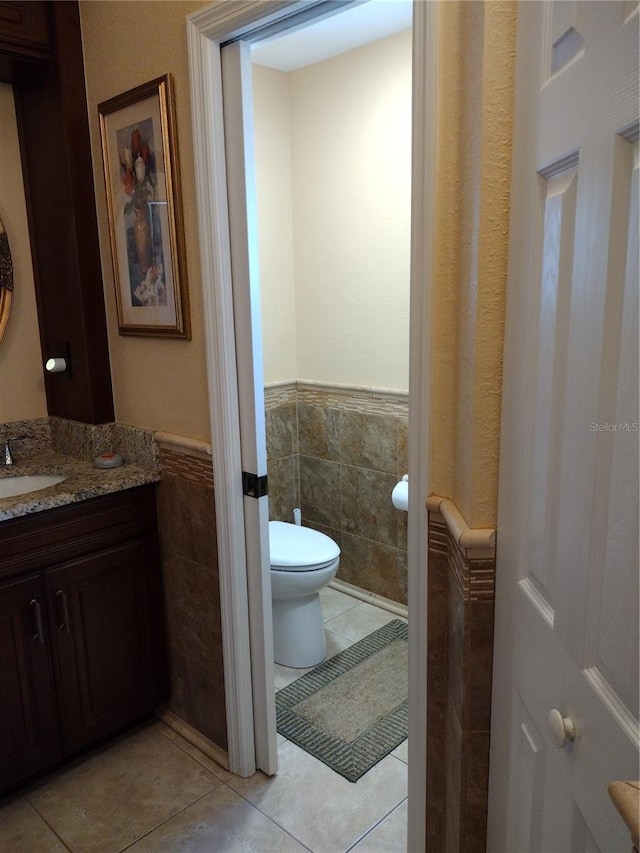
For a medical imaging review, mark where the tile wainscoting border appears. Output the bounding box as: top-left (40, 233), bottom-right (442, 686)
top-left (426, 496), bottom-right (496, 852)
top-left (265, 379), bottom-right (408, 417)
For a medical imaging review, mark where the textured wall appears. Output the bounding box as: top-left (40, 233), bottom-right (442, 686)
top-left (253, 31), bottom-right (412, 391)
top-left (0, 84), bottom-right (48, 423)
top-left (430, 1), bottom-right (516, 528)
top-left (80, 0), bottom-right (211, 440)
top-left (253, 65), bottom-right (298, 384)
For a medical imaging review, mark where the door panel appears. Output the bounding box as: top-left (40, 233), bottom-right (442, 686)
top-left (0, 574), bottom-right (60, 788)
top-left (221, 39), bottom-right (277, 776)
top-left (489, 3), bottom-right (639, 850)
top-left (46, 539), bottom-right (158, 753)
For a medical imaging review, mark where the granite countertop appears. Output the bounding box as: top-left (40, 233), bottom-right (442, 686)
top-left (0, 450), bottom-right (161, 522)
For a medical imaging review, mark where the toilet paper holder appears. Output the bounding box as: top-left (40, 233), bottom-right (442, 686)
top-left (392, 474), bottom-right (409, 511)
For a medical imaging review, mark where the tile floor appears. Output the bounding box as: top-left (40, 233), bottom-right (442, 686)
top-left (0, 588), bottom-right (408, 853)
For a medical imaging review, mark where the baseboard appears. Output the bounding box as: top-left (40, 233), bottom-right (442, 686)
top-left (155, 707), bottom-right (230, 771)
top-left (329, 579), bottom-right (408, 619)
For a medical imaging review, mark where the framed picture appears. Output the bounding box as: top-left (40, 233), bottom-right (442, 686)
top-left (98, 75), bottom-right (190, 338)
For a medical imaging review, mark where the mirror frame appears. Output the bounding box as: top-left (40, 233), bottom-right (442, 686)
top-left (0, 217), bottom-right (13, 346)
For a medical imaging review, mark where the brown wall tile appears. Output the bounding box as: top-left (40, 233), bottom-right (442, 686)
top-left (299, 455), bottom-right (341, 528)
top-left (339, 532), bottom-right (407, 604)
top-left (266, 403), bottom-right (298, 459)
top-left (428, 511), bottom-right (496, 853)
top-left (156, 474), bottom-right (218, 569)
top-left (157, 458), bottom-right (227, 753)
top-left (463, 731), bottom-right (491, 851)
top-left (267, 456), bottom-right (298, 522)
top-left (447, 575), bottom-right (466, 728)
top-left (265, 390), bottom-right (409, 606)
top-left (168, 645), bottom-right (227, 750)
top-left (161, 551), bottom-right (222, 666)
top-left (398, 418), bottom-right (408, 473)
top-left (339, 409), bottom-right (403, 473)
top-left (340, 466), bottom-right (399, 547)
top-left (467, 600), bottom-right (495, 732)
top-left (444, 695), bottom-right (463, 853)
top-left (297, 402), bottom-right (340, 460)
top-left (427, 554), bottom-right (449, 852)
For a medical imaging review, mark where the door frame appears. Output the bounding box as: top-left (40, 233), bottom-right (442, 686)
top-left (186, 0), bottom-right (439, 846)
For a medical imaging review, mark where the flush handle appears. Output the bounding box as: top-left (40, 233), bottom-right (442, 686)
top-left (548, 709), bottom-right (576, 748)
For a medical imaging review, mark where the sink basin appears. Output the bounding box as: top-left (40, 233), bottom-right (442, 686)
top-left (0, 474), bottom-right (67, 499)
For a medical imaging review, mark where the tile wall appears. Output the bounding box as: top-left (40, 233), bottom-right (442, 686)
top-left (265, 382), bottom-right (408, 605)
top-left (426, 510), bottom-right (496, 852)
top-left (156, 447), bottom-right (227, 752)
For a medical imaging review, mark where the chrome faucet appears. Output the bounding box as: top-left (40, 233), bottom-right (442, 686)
top-left (2, 441), bottom-right (13, 466)
top-left (2, 436), bottom-right (26, 466)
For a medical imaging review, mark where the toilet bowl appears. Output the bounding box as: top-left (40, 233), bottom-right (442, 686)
top-left (269, 520), bottom-right (340, 668)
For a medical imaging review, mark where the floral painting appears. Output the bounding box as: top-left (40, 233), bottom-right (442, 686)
top-left (116, 118), bottom-right (169, 308)
top-left (98, 75), bottom-right (190, 338)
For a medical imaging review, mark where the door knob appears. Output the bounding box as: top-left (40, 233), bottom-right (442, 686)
top-left (548, 709), bottom-right (576, 748)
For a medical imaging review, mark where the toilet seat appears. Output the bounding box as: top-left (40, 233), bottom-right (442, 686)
top-left (269, 521), bottom-right (340, 572)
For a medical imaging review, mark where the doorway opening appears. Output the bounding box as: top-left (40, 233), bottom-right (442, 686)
top-left (250, 8), bottom-right (412, 841)
top-left (187, 1), bottom-right (439, 848)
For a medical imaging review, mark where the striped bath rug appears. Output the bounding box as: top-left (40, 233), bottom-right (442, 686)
top-left (275, 619), bottom-right (408, 782)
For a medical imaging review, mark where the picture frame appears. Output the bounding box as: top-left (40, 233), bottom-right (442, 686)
top-left (98, 74), bottom-right (191, 339)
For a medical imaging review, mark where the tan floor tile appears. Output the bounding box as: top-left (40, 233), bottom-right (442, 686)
top-left (227, 740), bottom-right (407, 852)
top-left (152, 720), bottom-right (181, 742)
top-left (0, 797), bottom-right (69, 852)
top-left (350, 799), bottom-right (408, 852)
top-left (324, 602), bottom-right (399, 642)
top-left (127, 784), bottom-right (308, 852)
top-left (26, 726), bottom-right (220, 853)
top-left (320, 587), bottom-right (361, 621)
top-left (168, 734), bottom-right (232, 782)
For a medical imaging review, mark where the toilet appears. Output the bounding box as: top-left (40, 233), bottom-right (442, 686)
top-left (269, 520), bottom-right (341, 668)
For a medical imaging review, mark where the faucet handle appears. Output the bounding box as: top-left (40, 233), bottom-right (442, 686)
top-left (2, 434), bottom-right (28, 466)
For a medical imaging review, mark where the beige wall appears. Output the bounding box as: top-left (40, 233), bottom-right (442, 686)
top-left (253, 65), bottom-right (298, 384)
top-left (254, 30), bottom-right (412, 390)
top-left (80, 0), bottom-right (210, 441)
top-left (79, 0), bottom-right (513, 524)
top-left (0, 84), bottom-right (48, 424)
top-left (430, 1), bottom-right (516, 528)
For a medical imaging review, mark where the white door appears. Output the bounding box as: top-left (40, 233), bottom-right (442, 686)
top-left (489, 3), bottom-right (639, 851)
top-left (221, 40), bottom-right (277, 776)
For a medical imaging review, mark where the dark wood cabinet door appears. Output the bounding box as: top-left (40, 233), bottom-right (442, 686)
top-left (0, 574), bottom-right (60, 790)
top-left (45, 537), bottom-right (163, 754)
top-left (0, 1), bottom-right (50, 72)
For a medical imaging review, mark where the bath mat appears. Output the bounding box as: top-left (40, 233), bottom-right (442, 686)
top-left (276, 619), bottom-right (408, 782)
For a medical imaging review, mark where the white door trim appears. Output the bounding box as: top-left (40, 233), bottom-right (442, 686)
top-left (187, 1), bottom-right (438, 845)
top-left (220, 38), bottom-right (278, 775)
top-left (407, 2), bottom-right (438, 849)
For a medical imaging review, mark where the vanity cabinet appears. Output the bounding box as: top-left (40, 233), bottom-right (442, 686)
top-left (0, 573), bottom-right (60, 791)
top-left (0, 486), bottom-right (167, 793)
top-left (0, 2), bottom-right (51, 78)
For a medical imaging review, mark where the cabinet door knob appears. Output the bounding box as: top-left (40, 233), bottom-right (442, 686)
top-left (56, 589), bottom-right (71, 634)
top-left (548, 709), bottom-right (577, 748)
top-left (29, 599), bottom-right (44, 644)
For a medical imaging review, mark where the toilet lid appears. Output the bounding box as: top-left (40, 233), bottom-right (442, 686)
top-left (269, 521), bottom-right (340, 571)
